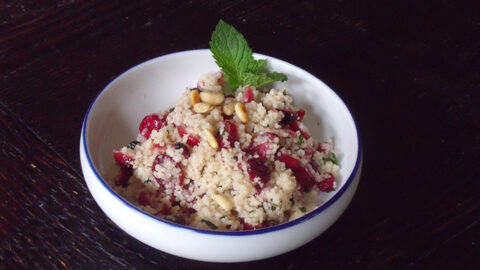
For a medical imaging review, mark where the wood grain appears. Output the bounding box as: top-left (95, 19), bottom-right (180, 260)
top-left (1, 0), bottom-right (479, 269)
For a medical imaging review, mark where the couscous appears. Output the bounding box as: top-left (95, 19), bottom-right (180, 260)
top-left (108, 71), bottom-right (339, 231)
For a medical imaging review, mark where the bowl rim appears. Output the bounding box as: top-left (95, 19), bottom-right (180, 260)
top-left (82, 49), bottom-right (362, 236)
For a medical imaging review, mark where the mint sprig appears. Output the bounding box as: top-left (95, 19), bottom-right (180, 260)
top-left (209, 20), bottom-right (287, 92)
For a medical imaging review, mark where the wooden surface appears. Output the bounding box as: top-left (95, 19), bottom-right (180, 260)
top-left (1, 0), bottom-right (479, 269)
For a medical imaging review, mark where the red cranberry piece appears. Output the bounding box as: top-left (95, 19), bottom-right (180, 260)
top-left (247, 158), bottom-right (270, 183)
top-left (139, 114), bottom-right (165, 139)
top-left (316, 144), bottom-right (325, 152)
top-left (316, 173), bottom-right (336, 192)
top-left (113, 151), bottom-right (134, 168)
top-left (279, 110), bottom-right (299, 126)
top-left (155, 204), bottom-right (170, 216)
top-left (297, 109), bottom-right (305, 121)
top-left (292, 167), bottom-right (314, 191)
top-left (138, 192), bottom-right (150, 206)
top-left (177, 125), bottom-right (200, 147)
top-left (250, 143), bottom-right (270, 159)
top-left (305, 147), bottom-right (314, 156)
top-left (186, 135), bottom-right (200, 147)
top-left (173, 143), bottom-right (190, 158)
top-left (289, 121), bottom-right (300, 132)
top-left (177, 125), bottom-right (188, 137)
top-left (242, 220), bottom-right (266, 230)
top-left (223, 120), bottom-right (238, 147)
top-left (114, 166), bottom-right (132, 187)
top-left (216, 133), bottom-right (226, 149)
top-left (277, 154), bottom-right (300, 169)
top-left (264, 132), bottom-right (279, 140)
top-left (244, 86), bottom-right (254, 102)
top-left (301, 130), bottom-right (310, 140)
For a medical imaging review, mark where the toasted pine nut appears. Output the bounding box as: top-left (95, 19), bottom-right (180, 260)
top-left (199, 91), bottom-right (225, 105)
top-left (235, 102), bottom-right (248, 123)
top-left (193, 102), bottom-right (213, 114)
top-left (203, 129), bottom-right (218, 149)
top-left (223, 102), bottom-right (236, 116)
top-left (190, 89), bottom-right (200, 106)
top-left (212, 194), bottom-right (233, 211)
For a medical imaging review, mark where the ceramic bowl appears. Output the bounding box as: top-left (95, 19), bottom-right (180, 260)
top-left (80, 49), bottom-right (362, 262)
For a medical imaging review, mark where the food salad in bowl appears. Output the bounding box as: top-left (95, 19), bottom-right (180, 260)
top-left (80, 20), bottom-right (362, 262)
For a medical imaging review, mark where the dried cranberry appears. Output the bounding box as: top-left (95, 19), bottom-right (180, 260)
top-left (156, 204), bottom-right (170, 215)
top-left (297, 109), bottom-right (306, 121)
top-left (264, 132), bottom-right (279, 140)
top-left (223, 120), bottom-right (238, 147)
top-left (138, 192), bottom-right (150, 206)
top-left (316, 173), bottom-right (335, 192)
top-left (139, 114), bottom-right (165, 139)
top-left (316, 144), bottom-right (325, 152)
top-left (247, 158), bottom-right (270, 183)
top-left (113, 151), bottom-right (134, 168)
top-left (301, 131), bottom-right (310, 139)
top-left (186, 135), bottom-right (200, 147)
top-left (242, 220), bottom-right (266, 230)
top-left (114, 166), bottom-right (132, 187)
top-left (289, 121), bottom-right (300, 131)
top-left (305, 147), bottom-right (314, 156)
top-left (173, 143), bottom-right (190, 158)
top-left (177, 125), bottom-right (187, 137)
top-left (277, 154), bottom-right (300, 169)
top-left (279, 110), bottom-right (305, 126)
top-left (177, 125), bottom-right (200, 147)
top-left (292, 167), bottom-right (314, 191)
top-left (244, 86), bottom-right (254, 102)
top-left (249, 143), bottom-right (270, 159)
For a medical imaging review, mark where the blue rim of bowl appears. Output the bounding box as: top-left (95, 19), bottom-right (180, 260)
top-left (82, 49), bottom-right (362, 236)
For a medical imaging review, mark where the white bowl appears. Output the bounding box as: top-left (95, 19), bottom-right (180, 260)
top-left (80, 49), bottom-right (362, 262)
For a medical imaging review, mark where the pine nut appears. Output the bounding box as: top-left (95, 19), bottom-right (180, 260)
top-left (223, 101), bottom-right (236, 116)
top-left (193, 102), bottom-right (213, 114)
top-left (235, 102), bottom-right (248, 123)
top-left (199, 91), bottom-right (225, 105)
top-left (213, 194), bottom-right (233, 211)
top-left (203, 129), bottom-right (218, 149)
top-left (190, 89), bottom-right (200, 106)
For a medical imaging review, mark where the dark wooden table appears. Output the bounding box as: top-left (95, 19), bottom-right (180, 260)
top-left (1, 1), bottom-right (479, 269)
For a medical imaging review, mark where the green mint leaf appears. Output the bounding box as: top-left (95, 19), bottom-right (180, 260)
top-left (323, 152), bottom-right (338, 165)
top-left (209, 20), bottom-right (287, 91)
top-left (201, 219), bottom-right (218, 229)
top-left (297, 135), bottom-right (305, 145)
top-left (300, 207), bottom-right (307, 213)
top-left (242, 72), bottom-right (287, 89)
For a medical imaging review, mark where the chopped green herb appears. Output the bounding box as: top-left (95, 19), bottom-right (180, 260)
top-left (271, 205), bottom-right (276, 211)
top-left (323, 152), bottom-right (338, 165)
top-left (143, 179), bottom-right (152, 184)
top-left (267, 124), bottom-right (270, 127)
top-left (209, 20), bottom-right (287, 91)
top-left (300, 207), bottom-right (307, 213)
top-left (222, 130), bottom-right (227, 136)
top-left (233, 156), bottom-right (238, 161)
top-left (201, 219), bottom-right (218, 229)
top-left (283, 89), bottom-right (287, 96)
top-left (290, 197), bottom-right (295, 206)
top-left (169, 107), bottom-right (175, 112)
top-left (297, 135), bottom-right (305, 145)
top-left (220, 215), bottom-right (227, 219)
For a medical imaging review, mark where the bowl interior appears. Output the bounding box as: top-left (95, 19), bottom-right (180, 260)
top-left (84, 49), bottom-right (359, 221)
